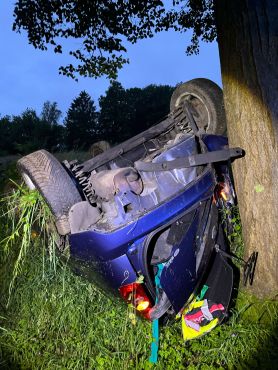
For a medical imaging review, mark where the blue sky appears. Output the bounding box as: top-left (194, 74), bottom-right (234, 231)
top-left (0, 1), bottom-right (221, 120)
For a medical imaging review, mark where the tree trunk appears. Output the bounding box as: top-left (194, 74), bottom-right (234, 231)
top-left (215, 0), bottom-right (278, 297)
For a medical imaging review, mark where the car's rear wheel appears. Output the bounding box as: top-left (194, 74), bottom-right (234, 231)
top-left (170, 78), bottom-right (227, 135)
top-left (17, 150), bottom-right (82, 235)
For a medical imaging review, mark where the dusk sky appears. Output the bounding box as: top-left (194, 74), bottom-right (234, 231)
top-left (0, 1), bottom-right (222, 121)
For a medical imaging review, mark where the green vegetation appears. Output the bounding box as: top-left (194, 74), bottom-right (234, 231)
top-left (0, 173), bottom-right (277, 369)
top-left (12, 1), bottom-right (215, 80)
top-left (0, 82), bottom-right (173, 156)
top-left (220, 204), bottom-right (244, 266)
top-left (98, 82), bottom-right (174, 143)
top-left (0, 104), bottom-right (64, 156)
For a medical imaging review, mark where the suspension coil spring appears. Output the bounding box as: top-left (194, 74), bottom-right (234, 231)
top-left (68, 162), bottom-right (96, 204)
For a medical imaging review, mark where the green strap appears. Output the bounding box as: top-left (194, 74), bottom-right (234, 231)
top-left (149, 319), bottom-right (159, 363)
top-left (196, 284), bottom-right (209, 301)
top-left (149, 263), bottom-right (164, 364)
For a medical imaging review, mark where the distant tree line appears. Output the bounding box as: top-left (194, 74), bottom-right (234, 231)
top-left (0, 82), bottom-right (174, 155)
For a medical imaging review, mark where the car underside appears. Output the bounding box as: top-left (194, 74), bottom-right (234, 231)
top-left (17, 78), bottom-right (244, 321)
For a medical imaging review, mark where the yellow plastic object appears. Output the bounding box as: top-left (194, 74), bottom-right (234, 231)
top-left (181, 299), bottom-right (219, 341)
top-left (182, 316), bottom-right (219, 340)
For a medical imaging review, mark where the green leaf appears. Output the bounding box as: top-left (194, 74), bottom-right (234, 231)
top-left (254, 184), bottom-right (265, 193)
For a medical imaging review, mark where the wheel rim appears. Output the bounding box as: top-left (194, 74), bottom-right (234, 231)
top-left (174, 92), bottom-right (211, 132)
top-left (22, 172), bottom-right (36, 190)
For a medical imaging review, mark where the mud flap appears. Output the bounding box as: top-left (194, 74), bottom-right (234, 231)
top-left (181, 252), bottom-right (233, 340)
top-left (203, 252), bottom-right (233, 312)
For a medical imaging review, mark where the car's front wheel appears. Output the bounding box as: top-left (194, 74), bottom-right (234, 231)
top-left (17, 150), bottom-right (82, 235)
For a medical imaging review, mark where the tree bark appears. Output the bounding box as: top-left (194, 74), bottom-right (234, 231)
top-left (215, 0), bottom-right (278, 297)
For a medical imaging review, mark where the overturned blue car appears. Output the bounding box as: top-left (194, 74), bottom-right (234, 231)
top-left (17, 79), bottom-right (243, 322)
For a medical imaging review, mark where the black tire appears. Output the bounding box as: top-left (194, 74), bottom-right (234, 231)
top-left (170, 78), bottom-right (227, 135)
top-left (17, 150), bottom-right (82, 235)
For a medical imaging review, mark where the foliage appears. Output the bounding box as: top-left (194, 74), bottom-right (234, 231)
top-left (12, 0), bottom-right (216, 79)
top-left (125, 84), bottom-right (174, 136)
top-left (0, 116), bottom-right (14, 156)
top-left (0, 180), bottom-right (277, 369)
top-left (64, 91), bottom-right (99, 150)
top-left (0, 248), bottom-right (151, 370)
top-left (0, 184), bottom-right (151, 369)
top-left (12, 109), bottom-right (43, 153)
top-left (98, 81), bottom-right (129, 142)
top-left (0, 83), bottom-right (175, 155)
top-left (0, 161), bottom-right (20, 194)
top-left (222, 205), bottom-right (244, 258)
top-left (98, 82), bottom-right (174, 143)
top-left (0, 183), bottom-right (58, 304)
top-left (41, 101), bottom-right (62, 126)
top-left (0, 105), bottom-right (65, 155)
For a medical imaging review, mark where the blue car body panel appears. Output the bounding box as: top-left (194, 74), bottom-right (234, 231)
top-left (160, 216), bottom-right (198, 312)
top-left (203, 134), bottom-right (228, 151)
top-left (68, 135), bottom-right (229, 313)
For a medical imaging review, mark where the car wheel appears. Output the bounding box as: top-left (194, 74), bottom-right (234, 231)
top-left (17, 150), bottom-right (82, 235)
top-left (170, 78), bottom-right (227, 135)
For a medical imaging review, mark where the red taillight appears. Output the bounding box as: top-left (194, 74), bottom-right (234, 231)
top-left (119, 282), bottom-right (153, 320)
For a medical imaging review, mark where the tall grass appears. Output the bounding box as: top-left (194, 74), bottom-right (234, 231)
top-left (0, 250), bottom-right (150, 369)
top-left (0, 182), bottom-right (277, 369)
top-left (0, 184), bottom-right (151, 369)
top-left (0, 183), bottom-right (58, 304)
